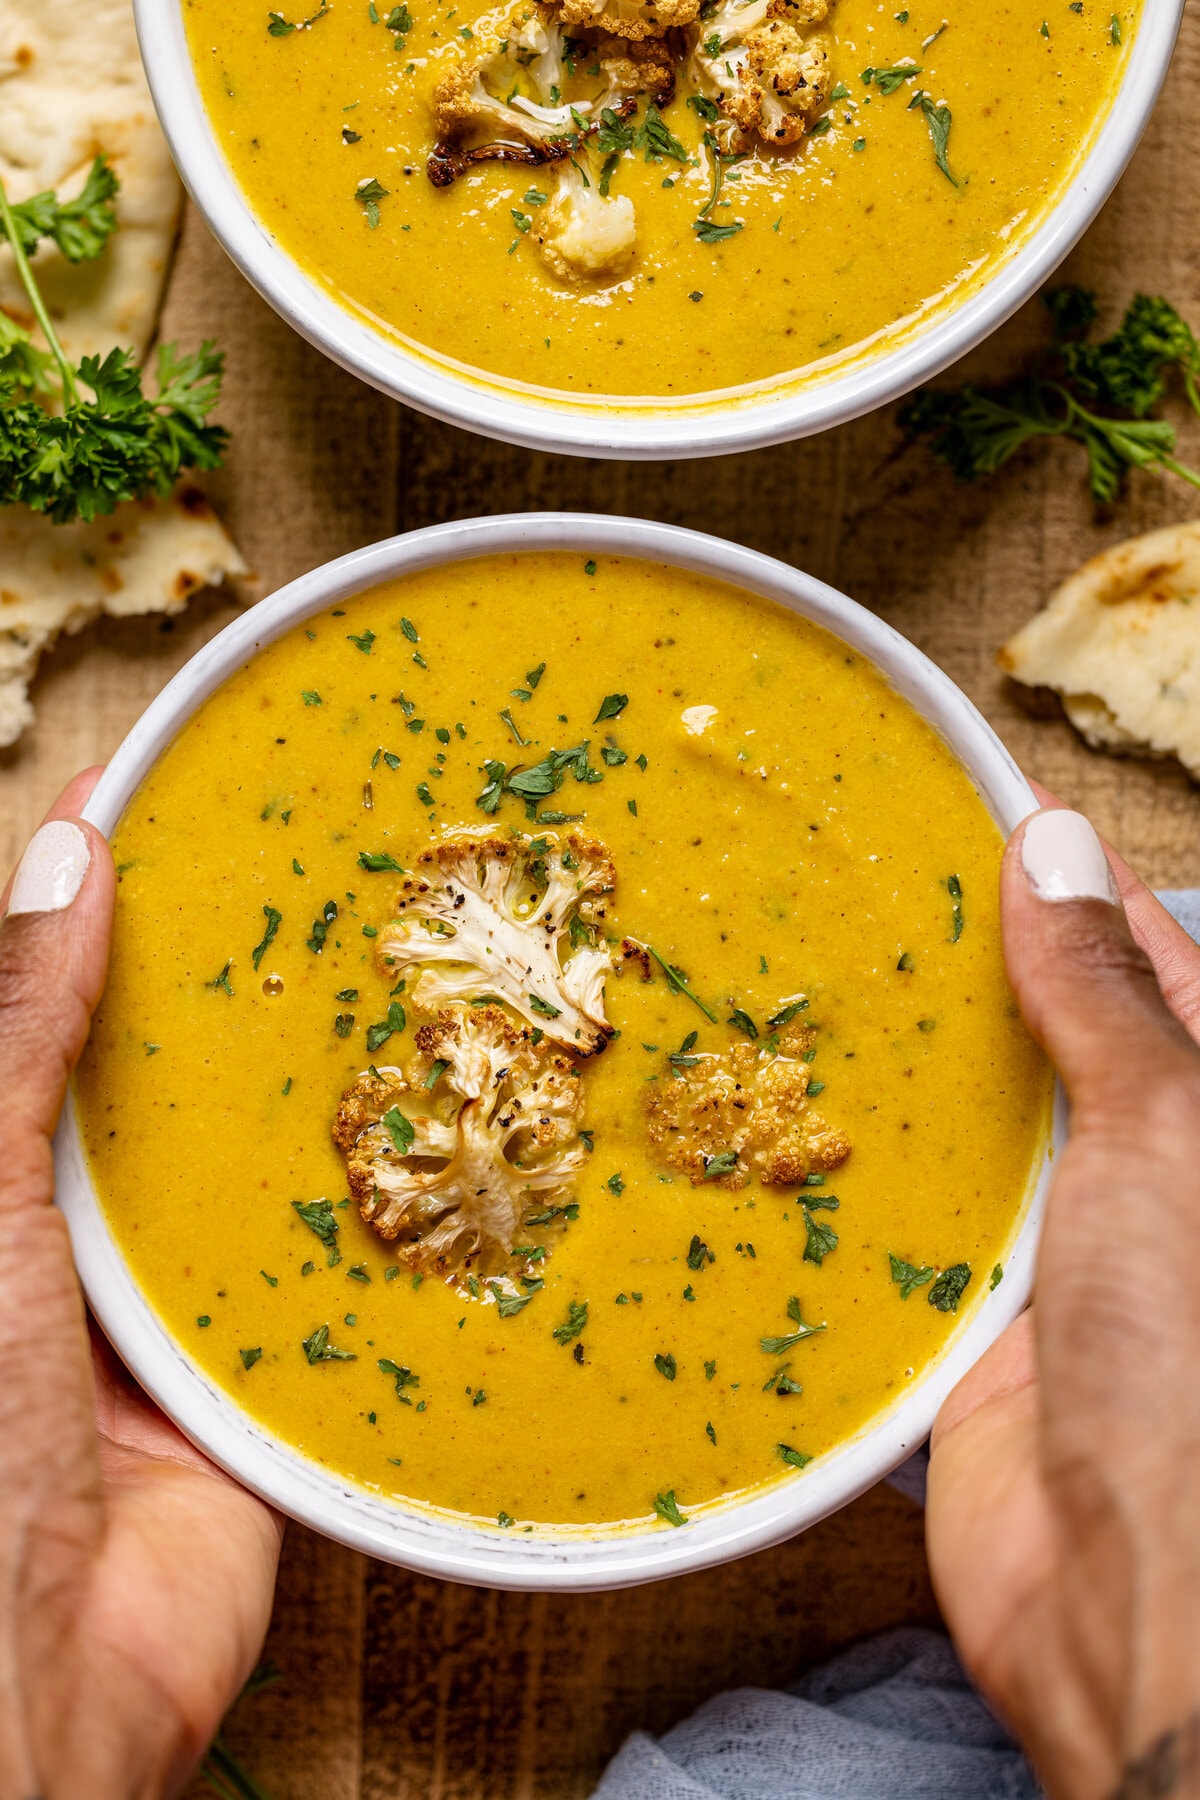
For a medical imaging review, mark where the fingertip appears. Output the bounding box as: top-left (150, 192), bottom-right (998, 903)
top-left (50, 766), bottom-right (107, 820)
top-left (1010, 808), bottom-right (1121, 908)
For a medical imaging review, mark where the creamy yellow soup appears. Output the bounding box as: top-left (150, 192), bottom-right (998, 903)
top-left (184, 0), bottom-right (1137, 402)
top-left (76, 553), bottom-right (1050, 1530)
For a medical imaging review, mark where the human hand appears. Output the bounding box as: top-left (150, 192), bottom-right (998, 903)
top-left (0, 774), bottom-right (283, 1800)
top-left (927, 801), bottom-right (1200, 1800)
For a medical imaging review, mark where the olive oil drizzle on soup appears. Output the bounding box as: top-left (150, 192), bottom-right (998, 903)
top-left (184, 0), bottom-right (1137, 400)
top-left (76, 554), bottom-right (1050, 1530)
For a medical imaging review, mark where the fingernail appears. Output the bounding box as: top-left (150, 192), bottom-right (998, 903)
top-left (1021, 810), bottom-right (1119, 905)
top-left (8, 821), bottom-right (91, 917)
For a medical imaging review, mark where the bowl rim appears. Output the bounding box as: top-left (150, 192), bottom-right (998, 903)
top-left (56, 511), bottom-right (1063, 1591)
top-left (134, 0), bottom-right (1182, 459)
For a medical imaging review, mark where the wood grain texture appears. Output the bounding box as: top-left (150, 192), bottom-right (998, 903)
top-left (7, 11), bottom-right (1200, 1796)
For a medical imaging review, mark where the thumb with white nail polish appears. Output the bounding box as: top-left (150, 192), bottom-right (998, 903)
top-left (8, 820), bottom-right (92, 917)
top-left (1001, 806), bottom-right (1192, 1114)
top-left (1020, 808), bottom-right (1121, 907)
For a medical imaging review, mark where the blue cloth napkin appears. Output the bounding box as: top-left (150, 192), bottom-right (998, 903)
top-left (590, 1629), bottom-right (1040, 1800)
top-left (590, 888), bottom-right (1200, 1800)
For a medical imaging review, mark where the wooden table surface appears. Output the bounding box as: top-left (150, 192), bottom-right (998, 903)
top-left (4, 13), bottom-right (1200, 1794)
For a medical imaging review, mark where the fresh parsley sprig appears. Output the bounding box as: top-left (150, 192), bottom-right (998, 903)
top-left (0, 159), bottom-right (229, 523)
top-left (903, 288), bottom-right (1200, 504)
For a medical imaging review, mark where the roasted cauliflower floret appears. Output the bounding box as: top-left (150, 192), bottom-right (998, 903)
top-left (335, 1005), bottom-right (587, 1282)
top-left (532, 159), bottom-right (637, 284)
top-left (378, 830), bottom-right (616, 1053)
top-left (428, 6), bottom-right (586, 183)
top-left (687, 0), bottom-right (831, 147)
top-left (595, 35), bottom-right (677, 102)
top-left (644, 1017), bottom-right (851, 1188)
top-left (554, 0), bottom-right (701, 41)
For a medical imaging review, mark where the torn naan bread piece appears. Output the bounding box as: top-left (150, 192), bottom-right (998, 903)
top-left (0, 0), bottom-right (246, 746)
top-left (0, 484), bottom-right (246, 748)
top-left (999, 519), bottom-right (1200, 779)
top-left (0, 0), bottom-right (182, 363)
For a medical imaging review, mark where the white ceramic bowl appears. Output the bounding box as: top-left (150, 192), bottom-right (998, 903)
top-left (135, 0), bottom-right (1181, 460)
top-left (56, 513), bottom-right (1063, 1590)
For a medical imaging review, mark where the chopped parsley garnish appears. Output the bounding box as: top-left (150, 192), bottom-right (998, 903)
top-left (687, 1235), bottom-right (714, 1270)
top-left (529, 993), bottom-right (562, 1019)
top-left (206, 960), bottom-right (234, 996)
top-left (239, 1347), bottom-right (263, 1369)
top-left (727, 1007), bottom-right (758, 1039)
top-left (866, 60), bottom-right (922, 92)
top-left (647, 945), bottom-right (720, 1023)
top-left (348, 628), bottom-right (376, 653)
top-left (947, 873), bottom-right (964, 941)
top-left (367, 1001), bottom-right (407, 1053)
top-left (492, 1284), bottom-right (536, 1317)
top-left (497, 1511), bottom-right (515, 1528)
top-left (359, 850), bottom-right (404, 872)
top-left (334, 1013), bottom-right (354, 1037)
top-left (703, 1151), bottom-right (739, 1182)
top-left (704, 1359), bottom-right (716, 1380)
top-left (594, 692), bottom-right (628, 722)
top-left (889, 1253), bottom-right (934, 1298)
top-left (929, 1263), bottom-right (972, 1313)
top-left (378, 1357), bottom-right (421, 1399)
top-left (760, 1294), bottom-right (825, 1355)
top-left (301, 690), bottom-right (322, 706)
top-left (654, 1352), bottom-right (677, 1381)
top-left (636, 106), bottom-right (689, 163)
top-left (653, 1490), bottom-right (688, 1527)
top-left (355, 176), bottom-right (389, 229)
top-left (552, 1300), bottom-right (588, 1344)
top-left (802, 1207), bottom-right (839, 1266)
top-left (669, 1030), bottom-right (702, 1067)
top-left (524, 1200), bottom-right (580, 1227)
top-left (606, 1171), bottom-right (625, 1196)
top-left (306, 900), bottom-right (337, 954)
top-left (694, 219), bottom-right (743, 244)
top-left (896, 951), bottom-right (915, 972)
top-left (292, 1198), bottom-right (342, 1267)
top-left (500, 706), bottom-right (529, 744)
top-left (336, 988), bottom-right (359, 1002)
top-left (251, 904), bottom-right (282, 972)
top-left (706, 1422), bottom-right (717, 1445)
top-left (990, 1263), bottom-right (1004, 1290)
top-left (908, 90), bottom-right (958, 185)
top-left (767, 998), bottom-right (808, 1028)
top-left (303, 1324), bottom-right (355, 1363)
top-left (778, 1444), bottom-right (812, 1469)
top-left (267, 0), bottom-right (329, 33)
